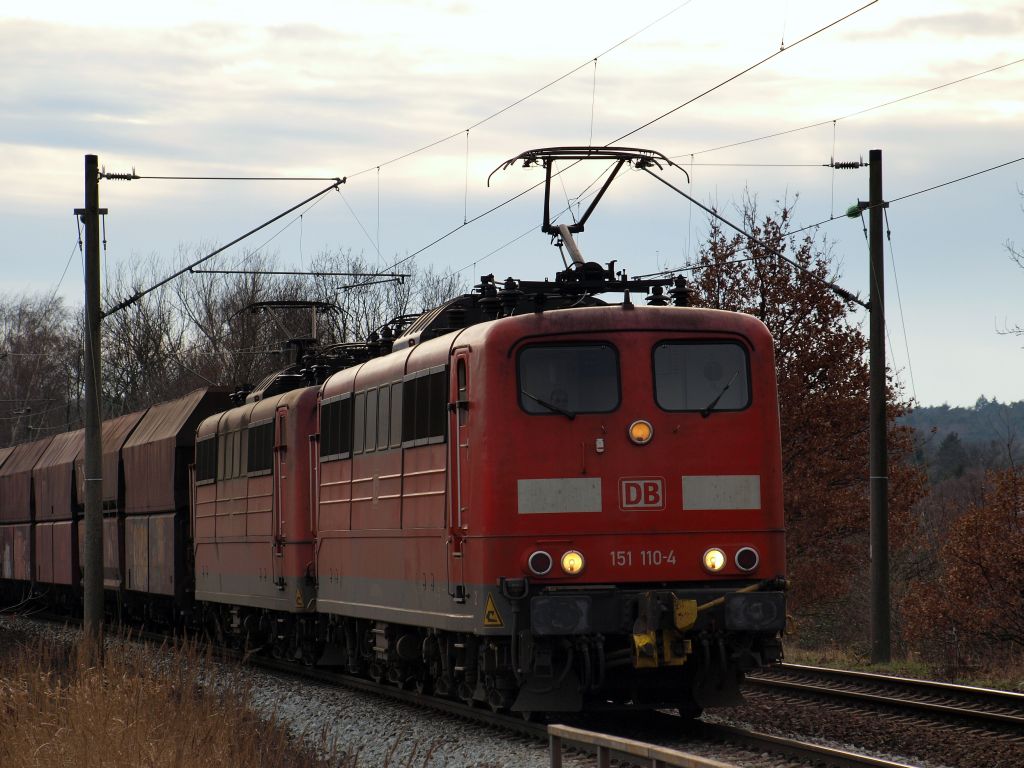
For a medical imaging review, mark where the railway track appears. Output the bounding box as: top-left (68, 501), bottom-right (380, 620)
top-left (255, 654), bottom-right (926, 767)
top-left (729, 662), bottom-right (1024, 767)
top-left (746, 662), bottom-right (1024, 727)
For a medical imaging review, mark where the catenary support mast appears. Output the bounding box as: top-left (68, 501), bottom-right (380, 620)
top-left (76, 154), bottom-right (104, 647)
top-left (868, 148), bottom-right (890, 664)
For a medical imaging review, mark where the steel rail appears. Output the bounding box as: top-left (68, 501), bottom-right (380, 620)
top-left (747, 662), bottom-right (1024, 727)
top-left (695, 721), bottom-right (918, 768)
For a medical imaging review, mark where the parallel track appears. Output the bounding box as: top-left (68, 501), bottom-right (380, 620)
top-left (746, 662), bottom-right (1024, 727)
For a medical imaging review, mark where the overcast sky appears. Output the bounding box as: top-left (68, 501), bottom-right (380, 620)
top-left (2, 0), bottom-right (1022, 407)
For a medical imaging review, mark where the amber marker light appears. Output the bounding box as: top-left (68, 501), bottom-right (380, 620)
top-left (560, 550), bottom-right (585, 575)
top-left (628, 419), bottom-right (654, 445)
top-left (702, 548), bottom-right (726, 572)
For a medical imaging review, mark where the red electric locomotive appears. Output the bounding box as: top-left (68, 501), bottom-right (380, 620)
top-left (296, 263), bottom-right (786, 715)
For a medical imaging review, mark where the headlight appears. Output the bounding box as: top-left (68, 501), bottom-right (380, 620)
top-left (735, 546), bottom-right (759, 572)
top-left (560, 550), bottom-right (585, 575)
top-left (628, 420), bottom-right (653, 445)
top-left (527, 550), bottom-right (553, 576)
top-left (702, 548), bottom-right (726, 572)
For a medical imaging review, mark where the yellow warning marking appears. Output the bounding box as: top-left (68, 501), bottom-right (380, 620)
top-left (483, 594), bottom-right (504, 627)
top-left (295, 589), bottom-right (304, 609)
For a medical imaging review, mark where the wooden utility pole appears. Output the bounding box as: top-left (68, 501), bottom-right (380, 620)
top-left (868, 148), bottom-right (890, 664)
top-left (76, 154), bottom-right (104, 647)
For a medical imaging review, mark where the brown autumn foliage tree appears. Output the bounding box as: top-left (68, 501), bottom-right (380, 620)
top-left (901, 467), bottom-right (1024, 666)
top-left (689, 201), bottom-right (926, 646)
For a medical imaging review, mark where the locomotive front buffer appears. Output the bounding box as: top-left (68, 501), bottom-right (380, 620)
top-left (507, 577), bottom-right (787, 712)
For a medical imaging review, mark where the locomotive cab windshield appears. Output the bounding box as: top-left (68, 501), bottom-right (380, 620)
top-left (517, 343), bottom-right (619, 416)
top-left (653, 340), bottom-right (751, 413)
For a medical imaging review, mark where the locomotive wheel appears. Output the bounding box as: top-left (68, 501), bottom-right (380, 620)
top-left (414, 674), bottom-right (432, 695)
top-left (676, 704), bottom-right (704, 720)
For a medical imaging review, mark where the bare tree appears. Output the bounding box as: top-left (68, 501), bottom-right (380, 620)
top-left (1003, 186), bottom-right (1024, 336)
top-left (102, 256), bottom-right (196, 414)
top-left (2, 243), bottom-right (469, 447)
top-left (0, 293), bottom-right (80, 444)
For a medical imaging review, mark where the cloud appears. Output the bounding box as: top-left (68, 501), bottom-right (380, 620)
top-left (846, 9), bottom-right (1024, 40)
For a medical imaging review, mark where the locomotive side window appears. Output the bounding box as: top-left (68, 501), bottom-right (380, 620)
top-left (402, 367), bottom-right (448, 446)
top-left (653, 342), bottom-right (751, 412)
top-left (364, 388), bottom-right (378, 452)
top-left (518, 344), bottom-right (619, 415)
top-left (195, 436), bottom-right (217, 485)
top-left (377, 385), bottom-right (391, 450)
top-left (353, 392), bottom-right (366, 454)
top-left (427, 370), bottom-right (446, 439)
top-left (320, 395), bottom-right (353, 461)
top-left (246, 420), bottom-right (274, 475)
top-left (218, 429), bottom-right (243, 480)
top-left (389, 382), bottom-right (403, 448)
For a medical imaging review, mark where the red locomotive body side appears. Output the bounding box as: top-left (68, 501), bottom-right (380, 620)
top-left (193, 385), bottom-right (320, 615)
top-left (315, 339), bottom-right (458, 628)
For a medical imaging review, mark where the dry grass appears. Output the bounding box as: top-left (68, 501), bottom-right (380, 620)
top-left (0, 624), bottom-right (340, 768)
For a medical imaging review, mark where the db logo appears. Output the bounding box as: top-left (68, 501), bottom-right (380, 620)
top-left (619, 477), bottom-right (665, 510)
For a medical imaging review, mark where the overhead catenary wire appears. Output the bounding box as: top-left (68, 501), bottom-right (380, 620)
top-left (377, 2), bottom-right (877, 277)
top-left (106, 174), bottom-right (345, 182)
top-left (345, 0), bottom-right (699, 181)
top-left (101, 179), bottom-right (345, 318)
top-left (676, 54), bottom-right (1024, 159)
top-left (89, 1), bottom-right (876, 303)
top-left (788, 154), bottom-right (1024, 237)
top-left (610, 0), bottom-right (879, 145)
top-left (883, 208), bottom-right (918, 402)
top-left (640, 166), bottom-right (868, 308)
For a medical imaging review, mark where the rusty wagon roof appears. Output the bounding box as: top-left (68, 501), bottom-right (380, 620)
top-left (74, 409), bottom-right (147, 506)
top-left (33, 429), bottom-right (84, 521)
top-left (122, 388), bottom-right (232, 515)
top-left (0, 446), bottom-right (15, 471)
top-left (0, 436), bottom-right (54, 523)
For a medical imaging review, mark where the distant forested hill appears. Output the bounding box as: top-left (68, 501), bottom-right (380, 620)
top-left (901, 397), bottom-right (1023, 479)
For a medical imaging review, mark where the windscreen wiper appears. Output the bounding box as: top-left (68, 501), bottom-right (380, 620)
top-left (521, 388), bottom-right (576, 420)
top-left (700, 371), bottom-right (739, 418)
